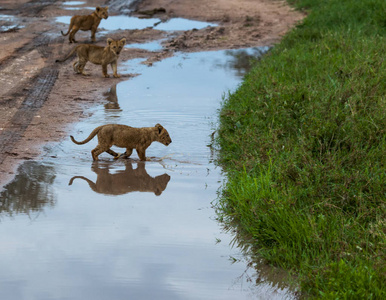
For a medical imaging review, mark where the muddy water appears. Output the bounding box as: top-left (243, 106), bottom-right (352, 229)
top-left (0, 47), bottom-right (294, 299)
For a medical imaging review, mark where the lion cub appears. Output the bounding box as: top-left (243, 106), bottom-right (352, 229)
top-left (61, 6), bottom-right (109, 43)
top-left (56, 38), bottom-right (126, 78)
top-left (70, 124), bottom-right (172, 161)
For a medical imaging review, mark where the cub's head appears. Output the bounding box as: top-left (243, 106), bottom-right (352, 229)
top-left (95, 6), bottom-right (109, 19)
top-left (154, 174), bottom-right (171, 196)
top-left (107, 38), bottom-right (126, 55)
top-left (155, 124), bottom-right (172, 146)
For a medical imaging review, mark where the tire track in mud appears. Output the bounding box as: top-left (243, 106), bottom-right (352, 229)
top-left (0, 29), bottom-right (53, 67)
top-left (0, 0), bottom-right (63, 165)
top-left (21, 0), bottom-right (58, 17)
top-left (0, 67), bottom-right (59, 164)
top-left (0, 26), bottom-right (60, 163)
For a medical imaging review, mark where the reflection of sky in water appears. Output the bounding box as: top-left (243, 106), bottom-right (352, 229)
top-left (56, 15), bottom-right (216, 31)
top-left (62, 1), bottom-right (86, 5)
top-left (0, 14), bottom-right (24, 32)
top-left (0, 48), bottom-right (294, 299)
top-left (0, 14), bottom-right (17, 23)
top-left (155, 18), bottom-right (215, 31)
top-left (0, 14), bottom-right (15, 20)
top-left (0, 25), bottom-right (23, 32)
top-left (125, 40), bottom-right (164, 52)
top-left (62, 6), bottom-right (94, 10)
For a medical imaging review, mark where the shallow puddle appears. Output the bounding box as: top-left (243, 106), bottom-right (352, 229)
top-left (61, 1), bottom-right (94, 11)
top-left (56, 15), bottom-right (215, 31)
top-left (62, 6), bottom-right (94, 11)
top-left (154, 18), bottom-right (216, 31)
top-left (125, 40), bottom-right (164, 51)
top-left (0, 49), bottom-right (295, 299)
top-left (62, 1), bottom-right (86, 5)
top-left (0, 14), bottom-right (23, 32)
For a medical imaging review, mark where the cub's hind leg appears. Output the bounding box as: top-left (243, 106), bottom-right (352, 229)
top-left (69, 27), bottom-right (79, 43)
top-left (91, 145), bottom-right (110, 161)
top-left (114, 148), bottom-right (132, 160)
top-left (77, 59), bottom-right (89, 76)
top-left (73, 61), bottom-right (80, 73)
top-left (106, 149), bottom-right (119, 158)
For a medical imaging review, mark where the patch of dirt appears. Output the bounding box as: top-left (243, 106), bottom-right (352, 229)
top-left (0, 0), bottom-right (304, 187)
top-left (133, 0), bottom-right (304, 50)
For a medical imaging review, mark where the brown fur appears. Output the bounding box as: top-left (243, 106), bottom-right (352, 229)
top-left (68, 161), bottom-right (170, 196)
top-left (56, 38), bottom-right (126, 78)
top-left (70, 123), bottom-right (172, 161)
top-left (61, 6), bottom-right (109, 43)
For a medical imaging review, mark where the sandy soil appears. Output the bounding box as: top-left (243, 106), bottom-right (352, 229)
top-left (0, 0), bottom-right (303, 187)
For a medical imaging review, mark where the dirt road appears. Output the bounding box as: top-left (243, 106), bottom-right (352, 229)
top-left (0, 0), bottom-right (303, 186)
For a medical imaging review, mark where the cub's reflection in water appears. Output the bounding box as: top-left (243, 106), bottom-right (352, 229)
top-left (69, 160), bottom-right (170, 196)
top-left (103, 84), bottom-right (121, 110)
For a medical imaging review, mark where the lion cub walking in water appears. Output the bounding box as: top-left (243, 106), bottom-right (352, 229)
top-left (70, 124), bottom-right (172, 161)
top-left (61, 6), bottom-right (109, 43)
top-left (56, 38), bottom-right (126, 78)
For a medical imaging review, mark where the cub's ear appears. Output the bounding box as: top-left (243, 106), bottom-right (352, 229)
top-left (155, 123), bottom-right (163, 134)
top-left (96, 6), bottom-right (101, 11)
top-left (107, 38), bottom-right (113, 45)
top-left (120, 38), bottom-right (126, 45)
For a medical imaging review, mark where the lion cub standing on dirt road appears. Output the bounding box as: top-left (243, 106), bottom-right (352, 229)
top-left (61, 6), bottom-right (109, 43)
top-left (70, 124), bottom-right (172, 161)
top-left (56, 38), bottom-right (126, 78)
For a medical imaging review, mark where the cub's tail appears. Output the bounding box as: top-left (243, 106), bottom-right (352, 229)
top-left (61, 30), bottom-right (69, 36)
top-left (61, 18), bottom-right (74, 36)
top-left (55, 45), bottom-right (80, 63)
top-left (70, 126), bottom-right (103, 145)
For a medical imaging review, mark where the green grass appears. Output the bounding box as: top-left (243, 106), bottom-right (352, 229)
top-left (215, 0), bottom-right (385, 297)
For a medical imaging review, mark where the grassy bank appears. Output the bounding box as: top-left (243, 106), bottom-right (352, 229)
top-left (215, 0), bottom-right (385, 298)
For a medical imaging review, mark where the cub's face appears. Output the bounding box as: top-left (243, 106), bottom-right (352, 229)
top-left (107, 38), bottom-right (126, 55)
top-left (96, 6), bottom-right (109, 19)
top-left (155, 124), bottom-right (172, 146)
top-left (158, 127), bottom-right (172, 146)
